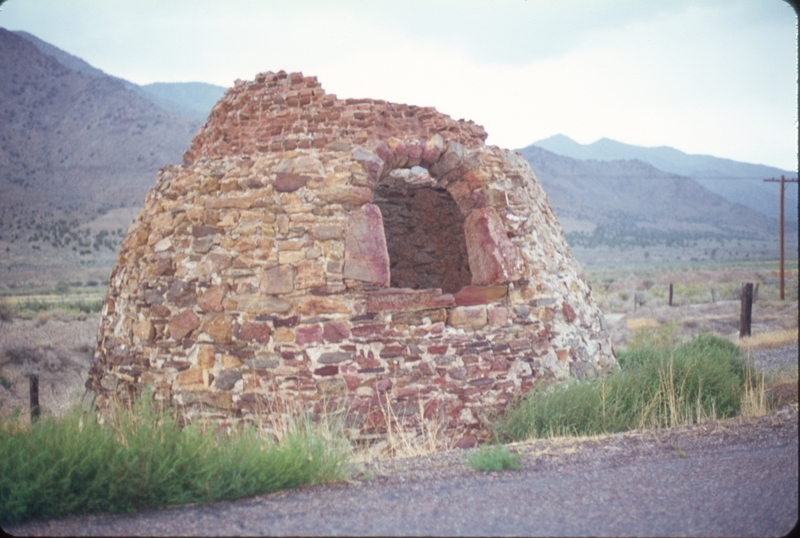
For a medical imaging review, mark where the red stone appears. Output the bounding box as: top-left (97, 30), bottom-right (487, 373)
top-left (238, 322), bottom-right (271, 344)
top-left (274, 173), bottom-right (309, 192)
top-left (464, 207), bottom-right (523, 285)
top-left (344, 375), bottom-right (361, 391)
top-left (295, 324), bottom-right (323, 345)
top-left (322, 320), bottom-right (350, 342)
top-left (350, 324), bottom-right (385, 337)
top-left (562, 302), bottom-right (576, 323)
top-left (453, 285), bottom-right (508, 306)
top-left (169, 309), bottom-right (200, 340)
top-left (313, 365), bottom-right (338, 376)
top-left (375, 378), bottom-right (393, 392)
top-left (343, 203), bottom-right (390, 286)
top-left (197, 284), bottom-right (227, 312)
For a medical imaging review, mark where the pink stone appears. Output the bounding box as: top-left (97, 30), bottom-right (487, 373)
top-left (429, 140), bottom-right (464, 179)
top-left (374, 141), bottom-right (395, 169)
top-left (344, 375), bottom-right (360, 391)
top-left (351, 148), bottom-right (385, 187)
top-left (405, 141), bottom-right (423, 167)
top-left (487, 305), bottom-right (509, 327)
top-left (274, 173), bottom-right (309, 192)
top-left (169, 309), bottom-right (200, 340)
top-left (421, 134), bottom-right (444, 167)
top-left (375, 378), bottom-right (392, 392)
top-left (295, 324), bottom-right (323, 345)
top-left (195, 252), bottom-right (231, 278)
top-left (261, 265), bottom-right (295, 294)
top-left (464, 207), bottom-right (523, 285)
top-left (238, 322), bottom-right (271, 344)
top-left (343, 203), bottom-right (390, 286)
top-left (197, 284), bottom-right (227, 312)
top-left (323, 320), bottom-right (350, 342)
top-left (453, 285), bottom-right (508, 306)
top-left (447, 305), bottom-right (488, 330)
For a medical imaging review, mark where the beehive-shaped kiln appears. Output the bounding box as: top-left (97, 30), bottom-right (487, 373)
top-left (89, 71), bottom-right (615, 444)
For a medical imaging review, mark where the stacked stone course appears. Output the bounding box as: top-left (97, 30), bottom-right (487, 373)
top-left (90, 70), bottom-right (616, 446)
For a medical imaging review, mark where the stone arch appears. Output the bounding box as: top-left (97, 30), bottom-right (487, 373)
top-left (343, 136), bottom-right (525, 293)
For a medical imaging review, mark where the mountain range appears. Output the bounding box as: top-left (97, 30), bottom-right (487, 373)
top-left (529, 134), bottom-right (797, 222)
top-left (0, 28), bottom-right (792, 285)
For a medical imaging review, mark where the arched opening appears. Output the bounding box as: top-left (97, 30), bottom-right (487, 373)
top-left (373, 167), bottom-right (472, 294)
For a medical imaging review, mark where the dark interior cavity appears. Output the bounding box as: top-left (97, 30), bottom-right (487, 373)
top-left (374, 170), bottom-right (472, 294)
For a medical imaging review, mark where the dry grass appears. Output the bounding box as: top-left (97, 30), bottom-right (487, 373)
top-left (626, 317), bottom-right (660, 330)
top-left (353, 397), bottom-right (451, 463)
top-left (737, 328), bottom-right (798, 351)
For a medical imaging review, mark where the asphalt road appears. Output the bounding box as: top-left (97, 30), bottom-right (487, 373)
top-left (7, 421), bottom-right (797, 537)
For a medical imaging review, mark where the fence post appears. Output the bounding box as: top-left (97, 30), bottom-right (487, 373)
top-left (668, 283), bottom-right (673, 306)
top-left (739, 282), bottom-right (753, 338)
top-left (29, 374), bottom-right (40, 423)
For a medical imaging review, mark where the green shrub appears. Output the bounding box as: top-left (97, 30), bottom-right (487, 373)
top-left (493, 334), bottom-right (754, 442)
top-left (464, 444), bottom-right (523, 472)
top-left (0, 389), bottom-right (350, 525)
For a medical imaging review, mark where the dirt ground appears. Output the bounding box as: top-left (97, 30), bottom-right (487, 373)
top-left (0, 317), bottom-right (97, 420)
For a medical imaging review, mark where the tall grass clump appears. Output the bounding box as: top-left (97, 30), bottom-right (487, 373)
top-left (494, 333), bottom-right (759, 442)
top-left (464, 444), bottom-right (523, 472)
top-left (0, 389), bottom-right (350, 525)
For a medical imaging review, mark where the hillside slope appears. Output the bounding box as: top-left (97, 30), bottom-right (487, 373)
top-left (529, 135), bottom-right (798, 222)
top-left (0, 28), bottom-right (201, 285)
top-left (0, 29), bottom-right (199, 216)
top-left (519, 145), bottom-right (777, 242)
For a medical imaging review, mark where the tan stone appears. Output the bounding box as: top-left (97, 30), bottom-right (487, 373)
top-left (221, 354), bottom-right (243, 368)
top-left (237, 296), bottom-right (292, 314)
top-left (278, 251), bottom-right (306, 264)
top-left (201, 314), bottom-right (233, 342)
top-left (295, 261), bottom-right (326, 289)
top-left (260, 265), bottom-right (295, 294)
top-left (448, 305), bottom-right (488, 330)
top-left (297, 296), bottom-right (348, 315)
top-left (316, 378), bottom-right (346, 395)
top-left (197, 346), bottom-right (216, 369)
top-left (273, 327), bottom-right (295, 342)
top-left (133, 320), bottom-right (155, 341)
top-left (174, 368), bottom-right (204, 387)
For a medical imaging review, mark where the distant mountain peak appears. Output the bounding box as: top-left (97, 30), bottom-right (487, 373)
top-left (522, 134), bottom-right (797, 221)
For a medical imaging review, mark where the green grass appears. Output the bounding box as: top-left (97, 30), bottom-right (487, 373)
top-left (0, 389), bottom-right (350, 525)
top-left (493, 333), bottom-right (757, 442)
top-left (464, 444), bottom-right (523, 472)
top-left (15, 298), bottom-right (103, 316)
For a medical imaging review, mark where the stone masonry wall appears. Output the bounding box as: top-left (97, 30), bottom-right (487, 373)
top-left (90, 71), bottom-right (616, 447)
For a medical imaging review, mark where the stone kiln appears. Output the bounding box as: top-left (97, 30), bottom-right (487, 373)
top-left (89, 71), bottom-right (615, 445)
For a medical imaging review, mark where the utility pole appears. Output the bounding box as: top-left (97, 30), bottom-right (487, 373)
top-left (764, 175), bottom-right (798, 300)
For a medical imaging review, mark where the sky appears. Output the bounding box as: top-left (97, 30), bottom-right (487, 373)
top-left (1, 0), bottom-right (797, 171)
